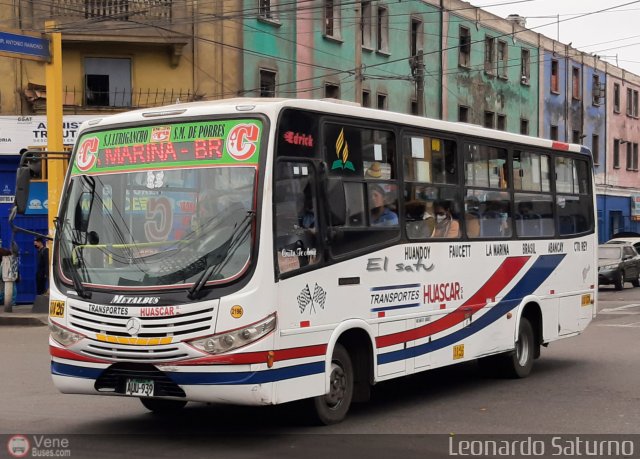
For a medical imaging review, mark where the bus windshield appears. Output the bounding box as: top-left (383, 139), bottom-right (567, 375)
top-left (56, 118), bottom-right (262, 290)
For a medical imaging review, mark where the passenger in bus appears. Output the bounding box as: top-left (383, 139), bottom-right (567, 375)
top-left (369, 184), bottom-right (398, 226)
top-left (405, 200), bottom-right (434, 238)
top-left (431, 200), bottom-right (460, 238)
top-left (464, 196), bottom-right (481, 238)
top-left (516, 201), bottom-right (542, 236)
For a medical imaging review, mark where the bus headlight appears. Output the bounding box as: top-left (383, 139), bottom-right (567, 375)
top-left (49, 321), bottom-right (86, 347)
top-left (187, 313), bottom-right (276, 355)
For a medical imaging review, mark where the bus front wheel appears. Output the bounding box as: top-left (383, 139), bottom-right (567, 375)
top-left (312, 343), bottom-right (354, 425)
top-left (140, 397), bottom-right (187, 414)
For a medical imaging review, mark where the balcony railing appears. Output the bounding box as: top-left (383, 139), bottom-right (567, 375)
top-left (51, 0), bottom-right (172, 22)
top-left (25, 85), bottom-right (201, 111)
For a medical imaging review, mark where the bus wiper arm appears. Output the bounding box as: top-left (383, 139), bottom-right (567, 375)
top-left (187, 211), bottom-right (254, 300)
top-left (55, 218), bottom-right (91, 299)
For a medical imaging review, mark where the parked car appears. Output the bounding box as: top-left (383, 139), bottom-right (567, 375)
top-left (605, 236), bottom-right (640, 254)
top-left (598, 243), bottom-right (640, 290)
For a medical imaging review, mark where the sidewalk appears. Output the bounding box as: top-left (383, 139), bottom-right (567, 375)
top-left (0, 303), bottom-right (48, 326)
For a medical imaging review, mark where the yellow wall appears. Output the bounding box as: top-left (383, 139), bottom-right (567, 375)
top-left (0, 0), bottom-right (242, 116)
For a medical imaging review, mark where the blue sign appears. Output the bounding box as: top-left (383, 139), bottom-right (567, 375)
top-left (25, 182), bottom-right (48, 215)
top-left (0, 31), bottom-right (49, 61)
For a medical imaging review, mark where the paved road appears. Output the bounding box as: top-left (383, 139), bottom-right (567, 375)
top-left (0, 288), bottom-right (638, 458)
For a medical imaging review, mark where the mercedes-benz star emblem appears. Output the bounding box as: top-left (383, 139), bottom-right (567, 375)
top-left (125, 317), bottom-right (142, 336)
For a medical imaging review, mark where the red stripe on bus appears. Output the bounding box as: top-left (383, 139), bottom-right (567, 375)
top-left (375, 256), bottom-right (530, 348)
top-left (552, 141), bottom-right (570, 151)
top-left (174, 344), bottom-right (327, 366)
top-left (49, 346), bottom-right (110, 364)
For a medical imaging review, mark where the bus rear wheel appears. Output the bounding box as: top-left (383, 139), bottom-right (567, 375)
top-left (312, 343), bottom-right (354, 425)
top-left (140, 397), bottom-right (187, 414)
top-left (479, 317), bottom-right (535, 379)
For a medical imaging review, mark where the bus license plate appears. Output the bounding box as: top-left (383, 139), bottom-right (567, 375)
top-left (125, 379), bottom-right (154, 397)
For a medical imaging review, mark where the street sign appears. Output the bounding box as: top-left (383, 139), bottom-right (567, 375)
top-left (0, 30), bottom-right (50, 61)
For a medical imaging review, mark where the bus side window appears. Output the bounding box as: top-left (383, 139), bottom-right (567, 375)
top-left (274, 162), bottom-right (321, 275)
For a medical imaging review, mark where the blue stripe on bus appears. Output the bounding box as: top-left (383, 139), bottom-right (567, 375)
top-left (370, 283), bottom-right (421, 291)
top-left (377, 254), bottom-right (566, 365)
top-left (52, 362), bottom-right (104, 379)
top-left (51, 360), bottom-right (325, 385)
top-left (371, 303), bottom-right (422, 312)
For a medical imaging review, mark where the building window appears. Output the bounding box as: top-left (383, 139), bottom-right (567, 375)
top-left (592, 134), bottom-right (599, 165)
top-left (592, 74), bottom-right (602, 106)
top-left (484, 36), bottom-right (495, 74)
top-left (325, 83), bottom-right (340, 99)
top-left (484, 111), bottom-right (495, 129)
top-left (520, 49), bottom-right (530, 84)
top-left (614, 83), bottom-right (621, 113)
top-left (259, 0), bottom-right (277, 20)
top-left (520, 118), bottom-right (529, 135)
top-left (613, 139), bottom-right (620, 169)
top-left (362, 90), bottom-right (371, 107)
top-left (626, 142), bottom-right (638, 171)
top-left (550, 124), bottom-right (559, 141)
top-left (459, 26), bottom-right (471, 68)
top-left (411, 100), bottom-right (418, 115)
top-left (459, 105), bottom-right (469, 122)
top-left (324, 0), bottom-right (341, 39)
top-left (551, 59), bottom-right (559, 93)
top-left (410, 17), bottom-right (423, 57)
top-left (361, 1), bottom-right (372, 49)
top-left (572, 130), bottom-right (581, 144)
top-left (572, 67), bottom-right (581, 100)
top-left (497, 114), bottom-right (506, 131)
top-left (377, 93), bottom-right (387, 110)
top-left (497, 40), bottom-right (508, 79)
top-left (84, 57), bottom-right (131, 107)
top-left (625, 88), bottom-right (639, 117)
top-left (259, 69), bottom-right (276, 97)
top-left (377, 7), bottom-right (389, 53)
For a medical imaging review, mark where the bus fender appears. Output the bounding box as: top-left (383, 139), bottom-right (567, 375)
top-left (511, 296), bottom-right (542, 343)
top-left (322, 319), bottom-right (376, 394)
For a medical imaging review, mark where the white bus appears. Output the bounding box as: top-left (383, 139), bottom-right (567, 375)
top-left (30, 98), bottom-right (596, 424)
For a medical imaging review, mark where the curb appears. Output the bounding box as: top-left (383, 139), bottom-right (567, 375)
top-left (0, 304), bottom-right (48, 326)
top-left (0, 314), bottom-right (48, 326)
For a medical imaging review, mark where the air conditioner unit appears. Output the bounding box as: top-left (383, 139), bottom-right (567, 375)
top-left (521, 75), bottom-right (529, 84)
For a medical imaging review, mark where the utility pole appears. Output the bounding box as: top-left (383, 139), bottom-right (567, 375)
top-left (45, 20), bottom-right (64, 237)
top-left (355, 2), bottom-right (362, 104)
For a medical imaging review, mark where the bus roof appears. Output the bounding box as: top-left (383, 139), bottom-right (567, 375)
top-left (80, 97), bottom-right (590, 156)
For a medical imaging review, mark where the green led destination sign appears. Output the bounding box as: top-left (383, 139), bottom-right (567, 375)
top-left (71, 119), bottom-right (263, 175)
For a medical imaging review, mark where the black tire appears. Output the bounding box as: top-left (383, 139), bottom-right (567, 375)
top-left (140, 398), bottom-right (187, 414)
top-left (479, 317), bottom-right (535, 379)
top-left (311, 343), bottom-right (354, 425)
top-left (614, 271), bottom-right (625, 290)
top-left (631, 275), bottom-right (640, 288)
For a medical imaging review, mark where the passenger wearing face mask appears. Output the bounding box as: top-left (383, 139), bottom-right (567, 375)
top-left (431, 200), bottom-right (460, 238)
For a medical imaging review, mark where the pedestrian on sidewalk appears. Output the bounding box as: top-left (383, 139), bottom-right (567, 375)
top-left (34, 237), bottom-right (49, 295)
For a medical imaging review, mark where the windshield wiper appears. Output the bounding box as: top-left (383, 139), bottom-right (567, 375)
top-left (187, 210), bottom-right (255, 300)
top-left (55, 218), bottom-right (91, 299)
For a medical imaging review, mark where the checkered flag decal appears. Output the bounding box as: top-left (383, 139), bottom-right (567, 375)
top-left (313, 283), bottom-right (326, 310)
top-left (297, 284), bottom-right (312, 314)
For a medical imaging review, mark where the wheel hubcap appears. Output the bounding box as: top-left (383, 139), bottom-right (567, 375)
top-left (324, 363), bottom-right (346, 408)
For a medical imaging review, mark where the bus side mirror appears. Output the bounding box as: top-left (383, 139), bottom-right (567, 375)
top-left (326, 178), bottom-right (346, 226)
top-left (14, 166), bottom-right (32, 215)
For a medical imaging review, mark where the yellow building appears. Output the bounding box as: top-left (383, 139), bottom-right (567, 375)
top-left (0, 0), bottom-right (242, 116)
